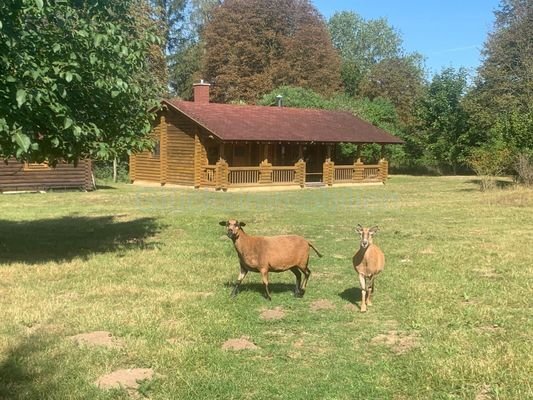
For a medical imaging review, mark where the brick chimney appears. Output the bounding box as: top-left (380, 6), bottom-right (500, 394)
top-left (193, 80), bottom-right (211, 103)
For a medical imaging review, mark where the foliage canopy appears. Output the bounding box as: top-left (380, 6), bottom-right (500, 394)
top-left (201, 0), bottom-right (342, 103)
top-left (0, 0), bottom-right (165, 163)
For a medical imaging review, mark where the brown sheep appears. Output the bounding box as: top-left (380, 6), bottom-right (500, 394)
top-left (352, 225), bottom-right (385, 312)
top-left (219, 219), bottom-right (322, 300)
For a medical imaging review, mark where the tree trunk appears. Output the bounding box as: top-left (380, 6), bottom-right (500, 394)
top-left (113, 157), bottom-right (117, 183)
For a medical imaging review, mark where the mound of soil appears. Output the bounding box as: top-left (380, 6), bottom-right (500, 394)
top-left (95, 368), bottom-right (154, 390)
top-left (260, 307), bottom-right (285, 320)
top-left (69, 331), bottom-right (122, 348)
top-left (370, 330), bottom-right (419, 354)
top-left (310, 299), bottom-right (335, 311)
top-left (222, 337), bottom-right (259, 351)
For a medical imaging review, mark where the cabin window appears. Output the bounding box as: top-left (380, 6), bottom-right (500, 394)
top-left (152, 141), bottom-right (160, 158)
top-left (24, 162), bottom-right (50, 171)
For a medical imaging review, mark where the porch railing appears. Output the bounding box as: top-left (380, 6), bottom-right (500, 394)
top-left (334, 165), bottom-right (354, 183)
top-left (202, 165), bottom-right (217, 187)
top-left (228, 166), bottom-right (260, 186)
top-left (199, 158), bottom-right (387, 190)
top-left (362, 165), bottom-right (380, 181)
top-left (272, 166), bottom-right (296, 184)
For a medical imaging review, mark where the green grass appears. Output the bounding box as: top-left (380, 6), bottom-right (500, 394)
top-left (0, 176), bottom-right (532, 399)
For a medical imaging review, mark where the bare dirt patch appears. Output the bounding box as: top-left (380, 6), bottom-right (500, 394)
top-left (473, 268), bottom-right (501, 278)
top-left (419, 247), bottom-right (435, 255)
top-left (222, 336), bottom-right (259, 351)
top-left (370, 330), bottom-right (419, 354)
top-left (260, 307), bottom-right (285, 320)
top-left (310, 299), bottom-right (335, 311)
top-left (344, 303), bottom-right (358, 312)
top-left (95, 368), bottom-right (154, 391)
top-left (69, 331), bottom-right (122, 348)
top-left (477, 325), bottom-right (503, 334)
top-left (475, 384), bottom-right (492, 400)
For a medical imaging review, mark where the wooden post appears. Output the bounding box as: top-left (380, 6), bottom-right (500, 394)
top-left (259, 159), bottom-right (272, 184)
top-left (356, 144), bottom-right (362, 160)
top-left (379, 158), bottom-right (389, 183)
top-left (160, 116), bottom-right (168, 186)
top-left (380, 144), bottom-right (386, 159)
top-left (353, 158), bottom-right (364, 182)
top-left (323, 158), bottom-right (334, 186)
top-left (216, 158), bottom-right (229, 191)
top-left (129, 153), bottom-right (136, 183)
top-left (295, 159), bottom-right (306, 188)
top-left (219, 143), bottom-right (225, 159)
top-left (193, 132), bottom-right (203, 188)
top-left (298, 144), bottom-right (303, 160)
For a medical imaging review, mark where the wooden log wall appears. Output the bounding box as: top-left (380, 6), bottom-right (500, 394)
top-left (130, 118), bottom-right (161, 182)
top-left (0, 159), bottom-right (93, 192)
top-left (166, 114), bottom-right (196, 186)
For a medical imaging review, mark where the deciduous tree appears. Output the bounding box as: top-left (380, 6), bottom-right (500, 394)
top-left (0, 0), bottom-right (165, 163)
top-left (201, 0), bottom-right (341, 103)
top-left (466, 0), bottom-right (532, 152)
top-left (358, 55), bottom-right (426, 128)
top-left (328, 11), bottom-right (402, 96)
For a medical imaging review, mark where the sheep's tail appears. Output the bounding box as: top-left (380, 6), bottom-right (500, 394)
top-left (309, 242), bottom-right (323, 258)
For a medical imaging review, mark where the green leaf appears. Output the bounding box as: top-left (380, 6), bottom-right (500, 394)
top-left (64, 118), bottom-right (73, 129)
top-left (53, 43), bottom-right (61, 53)
top-left (35, 0), bottom-right (43, 10)
top-left (16, 89), bottom-right (27, 107)
top-left (65, 72), bottom-right (73, 82)
top-left (13, 131), bottom-right (31, 152)
top-left (111, 90), bottom-right (120, 98)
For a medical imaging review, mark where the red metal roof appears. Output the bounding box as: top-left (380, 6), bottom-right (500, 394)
top-left (164, 99), bottom-right (404, 144)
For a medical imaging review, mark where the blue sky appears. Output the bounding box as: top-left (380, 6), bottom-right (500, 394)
top-left (313, 0), bottom-right (500, 77)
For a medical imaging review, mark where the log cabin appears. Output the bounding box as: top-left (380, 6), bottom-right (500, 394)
top-left (130, 82), bottom-right (403, 190)
top-left (0, 159), bottom-right (93, 192)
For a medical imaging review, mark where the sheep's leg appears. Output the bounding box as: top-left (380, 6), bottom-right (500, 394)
top-left (300, 267), bottom-right (311, 292)
top-left (231, 267), bottom-right (248, 297)
top-left (359, 273), bottom-right (367, 312)
top-left (367, 276), bottom-right (375, 306)
top-left (260, 270), bottom-right (272, 301)
top-left (290, 267), bottom-right (303, 297)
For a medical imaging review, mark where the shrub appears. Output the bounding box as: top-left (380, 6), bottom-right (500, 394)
top-left (514, 153), bottom-right (533, 186)
top-left (467, 146), bottom-right (512, 191)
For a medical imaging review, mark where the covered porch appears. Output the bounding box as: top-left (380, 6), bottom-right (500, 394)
top-left (197, 141), bottom-right (389, 190)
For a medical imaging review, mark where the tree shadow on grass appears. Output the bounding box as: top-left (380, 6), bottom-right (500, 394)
top-left (459, 178), bottom-right (515, 192)
top-left (0, 216), bottom-right (162, 265)
top-left (339, 287), bottom-right (363, 305)
top-left (0, 329), bottom-right (103, 400)
top-left (0, 333), bottom-right (64, 400)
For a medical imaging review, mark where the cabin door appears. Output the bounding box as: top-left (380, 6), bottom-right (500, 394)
top-left (303, 144), bottom-right (323, 182)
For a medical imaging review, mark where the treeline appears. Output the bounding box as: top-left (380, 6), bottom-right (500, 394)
top-left (1, 0), bottom-right (530, 185)
top-left (157, 0), bottom-right (531, 182)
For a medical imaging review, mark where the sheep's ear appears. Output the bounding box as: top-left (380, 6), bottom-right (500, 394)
top-left (219, 221), bottom-right (227, 226)
top-left (369, 226), bottom-right (379, 235)
top-left (239, 221), bottom-right (246, 227)
top-left (356, 224), bottom-right (363, 233)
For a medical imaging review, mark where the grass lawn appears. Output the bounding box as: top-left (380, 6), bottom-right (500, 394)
top-left (0, 176), bottom-right (532, 399)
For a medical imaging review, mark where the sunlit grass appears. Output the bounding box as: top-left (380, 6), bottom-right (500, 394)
top-left (0, 176), bottom-right (531, 399)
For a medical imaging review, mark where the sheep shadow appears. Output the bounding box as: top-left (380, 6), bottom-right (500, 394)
top-left (223, 281), bottom-right (297, 297)
top-left (339, 287), bottom-right (363, 305)
top-left (0, 215), bottom-right (162, 265)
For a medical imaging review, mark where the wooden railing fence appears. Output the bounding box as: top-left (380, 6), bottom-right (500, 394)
top-left (200, 158), bottom-right (388, 190)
